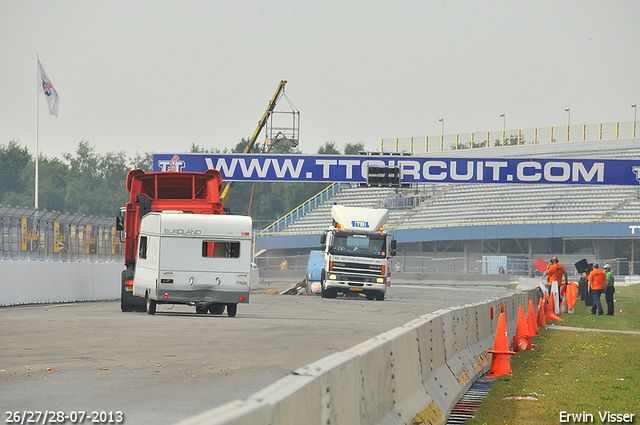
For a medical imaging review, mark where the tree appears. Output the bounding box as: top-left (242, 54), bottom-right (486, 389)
top-left (189, 143), bottom-right (226, 153)
top-left (344, 142), bottom-right (365, 155)
top-left (0, 136), bottom-right (333, 223)
top-left (318, 141), bottom-right (339, 155)
top-left (0, 140), bottom-right (32, 202)
top-left (63, 140), bottom-right (130, 217)
top-left (494, 134), bottom-right (527, 147)
top-left (190, 143), bottom-right (209, 153)
top-left (36, 156), bottom-right (69, 212)
top-left (131, 151), bottom-right (154, 173)
top-left (233, 138), bottom-right (260, 153)
top-left (10, 155), bottom-right (70, 211)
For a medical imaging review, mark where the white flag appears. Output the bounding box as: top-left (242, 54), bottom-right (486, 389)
top-left (37, 59), bottom-right (59, 117)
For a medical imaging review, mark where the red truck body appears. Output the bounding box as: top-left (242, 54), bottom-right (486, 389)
top-left (119, 169), bottom-right (224, 311)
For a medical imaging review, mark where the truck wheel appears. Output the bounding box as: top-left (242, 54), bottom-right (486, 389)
top-left (145, 292), bottom-right (156, 315)
top-left (120, 291), bottom-right (132, 312)
top-left (195, 306), bottom-right (208, 314)
top-left (227, 304), bottom-right (237, 317)
top-left (120, 270), bottom-right (133, 312)
top-left (375, 291), bottom-right (385, 301)
top-left (209, 304), bottom-right (225, 315)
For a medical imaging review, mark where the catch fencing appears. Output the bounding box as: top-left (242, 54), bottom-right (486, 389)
top-left (0, 205), bottom-right (122, 263)
top-left (257, 252), bottom-right (639, 278)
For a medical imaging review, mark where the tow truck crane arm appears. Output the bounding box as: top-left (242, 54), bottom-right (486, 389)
top-left (219, 80), bottom-right (287, 205)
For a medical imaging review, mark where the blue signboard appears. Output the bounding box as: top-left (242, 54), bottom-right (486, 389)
top-left (153, 153), bottom-right (640, 186)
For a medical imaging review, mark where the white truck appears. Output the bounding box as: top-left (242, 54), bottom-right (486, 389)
top-left (132, 212), bottom-right (253, 316)
top-left (312, 205), bottom-right (396, 301)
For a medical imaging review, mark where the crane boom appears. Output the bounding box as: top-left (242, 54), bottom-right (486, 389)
top-left (219, 80), bottom-right (288, 205)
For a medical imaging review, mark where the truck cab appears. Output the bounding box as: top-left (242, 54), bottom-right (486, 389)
top-left (316, 205), bottom-right (396, 300)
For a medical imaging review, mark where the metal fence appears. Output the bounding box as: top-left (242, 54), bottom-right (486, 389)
top-left (0, 205), bottom-right (123, 263)
top-left (381, 120), bottom-right (639, 153)
top-left (256, 252), bottom-right (640, 278)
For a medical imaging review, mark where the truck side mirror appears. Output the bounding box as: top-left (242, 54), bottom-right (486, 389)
top-left (116, 216), bottom-right (124, 232)
top-left (390, 239), bottom-right (397, 256)
top-left (320, 233), bottom-right (326, 245)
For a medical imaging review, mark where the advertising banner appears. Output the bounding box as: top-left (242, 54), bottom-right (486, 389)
top-left (21, 218), bottom-right (37, 252)
top-left (153, 153), bottom-right (640, 186)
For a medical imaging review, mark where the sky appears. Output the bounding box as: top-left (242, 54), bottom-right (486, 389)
top-left (1, 1), bottom-right (639, 161)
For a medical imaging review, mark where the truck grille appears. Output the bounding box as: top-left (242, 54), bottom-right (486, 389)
top-left (331, 261), bottom-right (382, 276)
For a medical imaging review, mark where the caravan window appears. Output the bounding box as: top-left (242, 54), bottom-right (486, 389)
top-left (138, 236), bottom-right (148, 259)
top-left (202, 240), bottom-right (240, 258)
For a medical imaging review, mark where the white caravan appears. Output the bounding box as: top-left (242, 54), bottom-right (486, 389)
top-left (132, 212), bottom-right (252, 317)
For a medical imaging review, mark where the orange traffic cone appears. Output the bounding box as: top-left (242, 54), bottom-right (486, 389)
top-left (487, 313), bottom-right (516, 377)
top-left (537, 298), bottom-right (547, 329)
top-left (566, 281), bottom-right (578, 312)
top-left (513, 305), bottom-right (532, 352)
top-left (546, 291), bottom-right (564, 321)
top-left (559, 298), bottom-right (568, 314)
top-left (527, 299), bottom-right (539, 337)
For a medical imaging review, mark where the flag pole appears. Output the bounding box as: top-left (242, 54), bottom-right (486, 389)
top-left (35, 53), bottom-right (39, 210)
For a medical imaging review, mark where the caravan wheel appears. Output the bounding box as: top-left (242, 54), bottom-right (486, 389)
top-left (209, 304), bottom-right (225, 315)
top-left (145, 293), bottom-right (156, 315)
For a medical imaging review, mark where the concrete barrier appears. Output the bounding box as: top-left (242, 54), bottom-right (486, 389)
top-left (0, 261), bottom-right (121, 306)
top-left (178, 288), bottom-right (539, 425)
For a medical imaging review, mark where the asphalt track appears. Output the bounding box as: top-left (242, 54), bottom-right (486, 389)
top-left (2, 283), bottom-right (513, 425)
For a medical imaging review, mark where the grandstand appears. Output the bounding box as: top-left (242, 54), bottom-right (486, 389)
top-left (256, 136), bottom-right (640, 276)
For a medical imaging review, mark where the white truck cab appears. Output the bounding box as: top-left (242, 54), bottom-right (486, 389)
top-left (132, 212), bottom-right (252, 316)
top-left (315, 205), bottom-right (396, 300)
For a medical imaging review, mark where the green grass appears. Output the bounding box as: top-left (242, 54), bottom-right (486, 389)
top-left (467, 284), bottom-right (640, 425)
top-left (556, 284), bottom-right (640, 331)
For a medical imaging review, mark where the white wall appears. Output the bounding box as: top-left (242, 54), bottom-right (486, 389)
top-left (0, 261), bottom-right (122, 306)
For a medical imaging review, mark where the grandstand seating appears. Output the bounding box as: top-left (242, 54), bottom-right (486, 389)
top-left (261, 138), bottom-right (640, 235)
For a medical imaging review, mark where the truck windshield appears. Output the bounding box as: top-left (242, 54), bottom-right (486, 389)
top-left (329, 232), bottom-right (386, 258)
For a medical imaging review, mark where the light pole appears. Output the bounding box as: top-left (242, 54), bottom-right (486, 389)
top-left (438, 118), bottom-right (444, 151)
top-left (632, 104), bottom-right (637, 138)
top-left (565, 107), bottom-right (571, 141)
top-left (500, 113), bottom-right (505, 145)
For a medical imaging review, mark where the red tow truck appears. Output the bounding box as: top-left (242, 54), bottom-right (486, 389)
top-left (116, 169), bottom-right (224, 312)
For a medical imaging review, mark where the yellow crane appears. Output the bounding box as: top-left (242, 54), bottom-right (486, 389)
top-left (219, 80), bottom-right (298, 205)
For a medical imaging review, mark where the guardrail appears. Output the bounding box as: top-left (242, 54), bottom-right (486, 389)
top-left (0, 205), bottom-right (122, 263)
top-left (257, 216), bottom-right (639, 238)
top-left (178, 289), bottom-right (538, 425)
top-left (258, 183), bottom-right (339, 235)
top-left (381, 120), bottom-right (639, 153)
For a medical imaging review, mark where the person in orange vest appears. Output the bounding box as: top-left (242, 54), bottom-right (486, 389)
top-left (588, 263), bottom-right (606, 315)
top-left (543, 256), bottom-right (569, 298)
